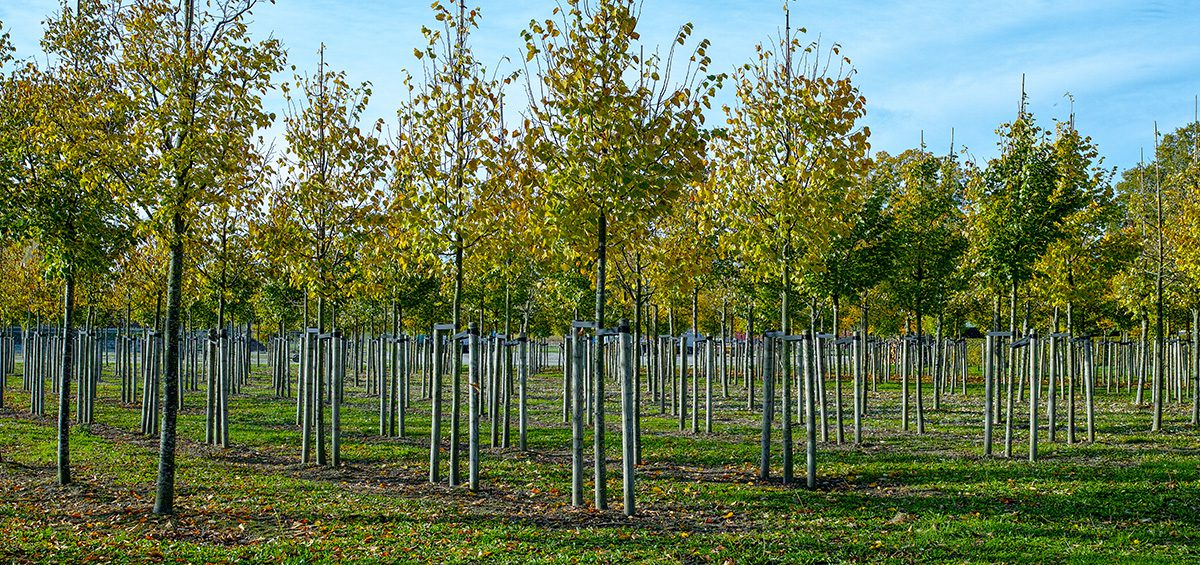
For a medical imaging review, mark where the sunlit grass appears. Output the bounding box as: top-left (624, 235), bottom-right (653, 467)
top-left (1, 359), bottom-right (1197, 563)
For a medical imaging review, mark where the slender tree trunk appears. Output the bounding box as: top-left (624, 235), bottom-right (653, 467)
top-left (915, 308), bottom-right (925, 434)
top-left (633, 260), bottom-right (643, 461)
top-left (503, 277), bottom-right (512, 448)
top-left (467, 323), bottom-right (480, 492)
top-left (154, 211), bottom-right (185, 514)
top-left (720, 299), bottom-right (728, 399)
top-left (1154, 142), bottom-right (1165, 432)
top-left (1068, 302), bottom-right (1078, 444)
top-left (1049, 307), bottom-right (1059, 443)
top-left (593, 210), bottom-right (607, 509)
top-left (450, 238), bottom-right (463, 486)
top-left (691, 284), bottom-right (699, 434)
top-left (57, 273), bottom-right (75, 485)
top-left (316, 296), bottom-right (326, 465)
top-left (1191, 307), bottom-right (1199, 426)
top-left (860, 293), bottom-right (869, 414)
top-left (804, 304), bottom-right (817, 489)
top-left (1004, 278), bottom-right (1017, 457)
top-left (619, 320), bottom-right (635, 516)
top-left (747, 301), bottom-right (755, 411)
top-left (1135, 315), bottom-right (1147, 405)
top-left (933, 312), bottom-right (943, 410)
top-left (832, 294), bottom-right (843, 443)
top-left (780, 263), bottom-right (792, 483)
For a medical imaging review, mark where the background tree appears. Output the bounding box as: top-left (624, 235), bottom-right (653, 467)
top-left (271, 45), bottom-right (385, 334)
top-left (0, 20), bottom-right (16, 236)
top-left (973, 101), bottom-right (1085, 336)
top-left (1119, 119), bottom-right (1198, 428)
top-left (1031, 116), bottom-right (1123, 442)
top-left (266, 45), bottom-right (385, 466)
top-left (195, 100), bottom-right (274, 336)
top-left (1164, 117), bottom-right (1200, 425)
top-left (885, 147), bottom-right (968, 434)
top-left (812, 157), bottom-right (896, 338)
top-left (397, 1), bottom-right (509, 334)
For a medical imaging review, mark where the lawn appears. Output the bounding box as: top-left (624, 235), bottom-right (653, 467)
top-left (1, 359), bottom-right (1197, 564)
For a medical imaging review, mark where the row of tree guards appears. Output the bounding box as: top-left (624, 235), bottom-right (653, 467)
top-left (2, 320), bottom-right (1199, 515)
top-left (4, 326), bottom-right (254, 438)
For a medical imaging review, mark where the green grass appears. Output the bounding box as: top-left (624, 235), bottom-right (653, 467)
top-left (1, 359), bottom-right (1198, 564)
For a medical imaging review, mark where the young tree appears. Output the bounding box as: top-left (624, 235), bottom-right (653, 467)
top-left (885, 148), bottom-right (968, 434)
top-left (974, 100), bottom-right (1085, 337)
top-left (715, 8), bottom-right (870, 486)
top-left (812, 158), bottom-right (896, 339)
top-left (1120, 119), bottom-right (1199, 430)
top-left (972, 95), bottom-right (1090, 456)
top-left (269, 45), bottom-right (386, 465)
top-left (1166, 117), bottom-right (1200, 425)
top-left (1112, 160), bottom-right (1158, 411)
top-left (522, 0), bottom-right (717, 508)
top-left (394, 0), bottom-right (512, 486)
top-left (356, 196), bottom-right (441, 440)
top-left (192, 72), bottom-right (276, 448)
top-left (0, 21), bottom-right (15, 234)
top-left (117, 0), bottom-right (283, 514)
top-left (5, 0), bottom-right (131, 485)
top-left (649, 165), bottom-right (722, 436)
top-left (472, 123), bottom-right (543, 451)
top-left (807, 152), bottom-right (896, 444)
top-left (1032, 116), bottom-right (1121, 443)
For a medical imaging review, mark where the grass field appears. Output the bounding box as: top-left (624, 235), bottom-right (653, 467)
top-left (1, 359), bottom-right (1198, 564)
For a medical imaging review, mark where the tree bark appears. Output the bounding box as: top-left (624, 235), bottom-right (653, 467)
top-left (57, 273), bottom-right (75, 485)
top-left (593, 210), bottom-right (607, 509)
top-left (1004, 278), bottom-right (1017, 457)
top-left (781, 264), bottom-right (793, 483)
top-left (1154, 150), bottom-right (1165, 432)
top-left (450, 238), bottom-right (463, 485)
top-left (916, 307), bottom-right (925, 434)
top-left (154, 211), bottom-right (185, 514)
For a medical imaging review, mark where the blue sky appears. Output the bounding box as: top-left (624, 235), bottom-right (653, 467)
top-left (3, 0), bottom-right (1198, 172)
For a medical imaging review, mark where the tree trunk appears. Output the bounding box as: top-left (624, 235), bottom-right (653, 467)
top-left (1068, 302), bottom-right (1077, 444)
top-left (747, 301), bottom-right (755, 411)
top-left (504, 277), bottom-right (513, 447)
top-left (780, 263), bottom-right (792, 483)
top-left (633, 260), bottom-right (643, 462)
top-left (1154, 152), bottom-right (1165, 433)
top-left (1191, 307), bottom-right (1199, 426)
top-left (833, 294), bottom-right (843, 444)
top-left (154, 211), bottom-right (185, 515)
top-left (933, 312), bottom-right (943, 411)
top-left (450, 238), bottom-right (463, 486)
top-left (467, 324), bottom-right (481, 492)
top-left (57, 273), bottom-right (75, 485)
top-left (1049, 307), bottom-right (1059, 443)
top-left (864, 293), bottom-right (873, 412)
top-left (915, 308), bottom-right (925, 434)
top-left (1135, 315), bottom-right (1147, 405)
top-left (619, 320), bottom-right (635, 516)
top-left (691, 285), bottom-right (699, 434)
top-left (593, 210), bottom-right (607, 509)
top-left (316, 296), bottom-right (326, 465)
top-left (1004, 278), bottom-right (1017, 458)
